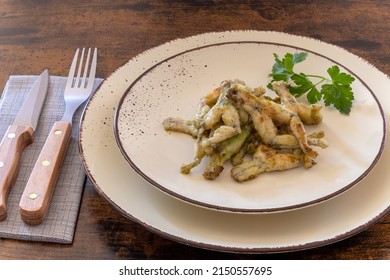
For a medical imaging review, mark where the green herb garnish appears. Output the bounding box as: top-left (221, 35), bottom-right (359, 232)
top-left (268, 52), bottom-right (355, 114)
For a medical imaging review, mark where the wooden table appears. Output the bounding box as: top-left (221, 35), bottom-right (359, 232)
top-left (0, 0), bottom-right (389, 260)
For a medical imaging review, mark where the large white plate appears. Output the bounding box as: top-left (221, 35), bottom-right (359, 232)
top-left (114, 34), bottom-right (385, 213)
top-left (80, 31), bottom-right (390, 253)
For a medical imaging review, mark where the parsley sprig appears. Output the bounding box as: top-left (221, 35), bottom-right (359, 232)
top-left (268, 52), bottom-right (355, 114)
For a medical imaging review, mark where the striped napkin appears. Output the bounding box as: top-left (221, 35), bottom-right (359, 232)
top-left (0, 75), bottom-right (102, 244)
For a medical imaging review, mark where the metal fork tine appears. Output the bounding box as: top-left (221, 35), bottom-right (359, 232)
top-left (86, 48), bottom-right (97, 91)
top-left (75, 48), bottom-right (85, 88)
top-left (65, 48), bottom-right (79, 89)
top-left (80, 48), bottom-right (91, 89)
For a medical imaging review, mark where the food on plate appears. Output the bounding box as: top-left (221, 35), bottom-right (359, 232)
top-left (163, 79), bottom-right (328, 182)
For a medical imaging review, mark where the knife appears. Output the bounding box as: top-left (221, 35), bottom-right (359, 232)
top-left (0, 69), bottom-right (49, 221)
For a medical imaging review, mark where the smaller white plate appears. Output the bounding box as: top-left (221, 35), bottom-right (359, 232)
top-left (114, 39), bottom-right (386, 213)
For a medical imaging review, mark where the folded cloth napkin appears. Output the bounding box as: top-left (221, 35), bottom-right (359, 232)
top-left (0, 75), bottom-right (103, 244)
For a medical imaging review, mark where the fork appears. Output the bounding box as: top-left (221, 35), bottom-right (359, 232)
top-left (19, 48), bottom-right (97, 225)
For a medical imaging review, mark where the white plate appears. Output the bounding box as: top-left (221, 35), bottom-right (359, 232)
top-left (114, 34), bottom-right (385, 213)
top-left (80, 31), bottom-right (390, 253)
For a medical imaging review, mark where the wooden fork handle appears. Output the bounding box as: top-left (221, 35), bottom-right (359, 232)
top-left (19, 121), bottom-right (72, 225)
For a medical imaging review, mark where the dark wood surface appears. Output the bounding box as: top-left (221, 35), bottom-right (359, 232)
top-left (0, 0), bottom-right (389, 260)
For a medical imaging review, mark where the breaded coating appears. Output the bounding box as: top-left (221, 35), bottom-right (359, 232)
top-left (163, 79), bottom-right (327, 181)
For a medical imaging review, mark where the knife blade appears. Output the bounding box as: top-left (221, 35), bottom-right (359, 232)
top-left (0, 69), bottom-right (49, 221)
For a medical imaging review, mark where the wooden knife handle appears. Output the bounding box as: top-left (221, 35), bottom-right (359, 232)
top-left (19, 121), bottom-right (72, 225)
top-left (0, 125), bottom-right (34, 221)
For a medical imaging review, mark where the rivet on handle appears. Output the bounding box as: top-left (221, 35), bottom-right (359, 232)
top-left (41, 160), bottom-right (50, 166)
top-left (54, 130), bottom-right (62, 136)
top-left (7, 133), bottom-right (16, 139)
top-left (0, 161), bottom-right (4, 168)
top-left (28, 193), bottom-right (38, 200)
